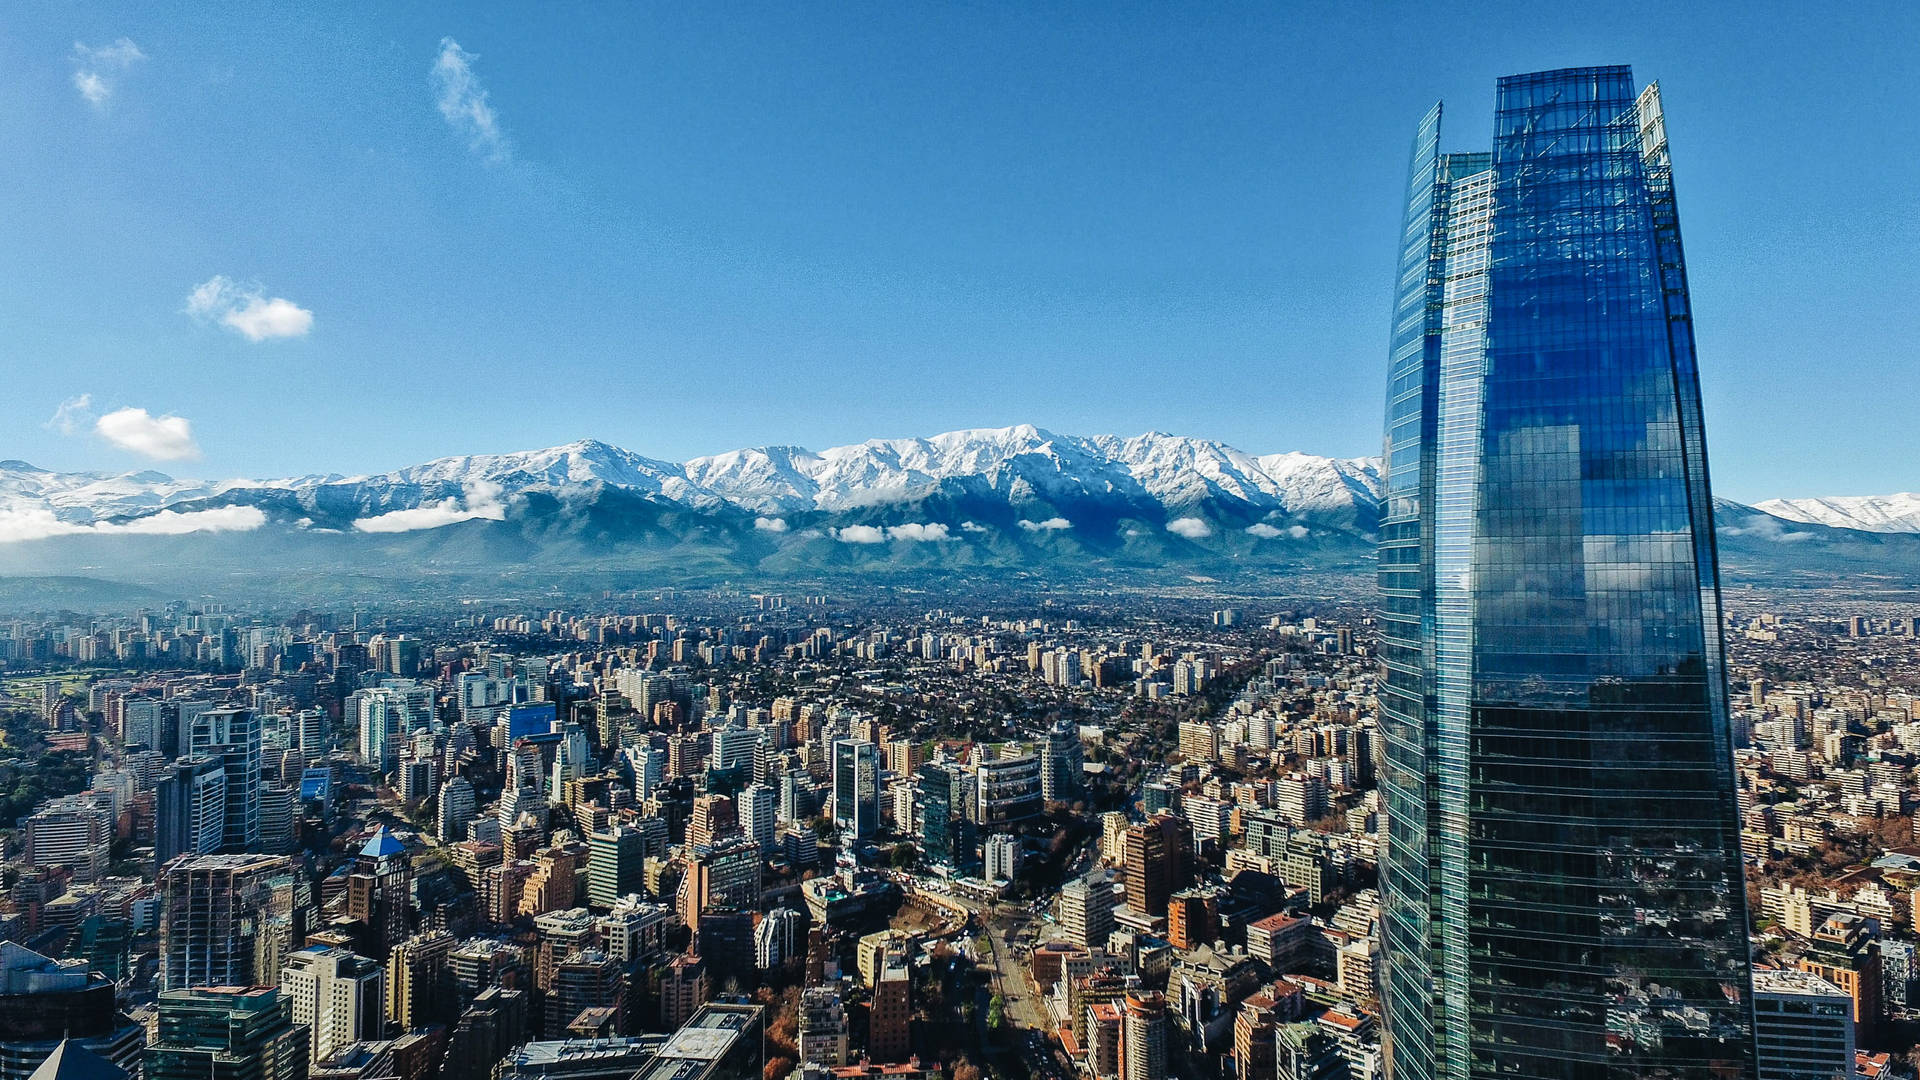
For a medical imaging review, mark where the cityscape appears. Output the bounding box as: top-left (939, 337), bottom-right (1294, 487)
top-left (1, 9), bottom-right (1915, 1080)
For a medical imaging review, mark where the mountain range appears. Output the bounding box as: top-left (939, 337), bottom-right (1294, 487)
top-left (0, 425), bottom-right (1914, 596)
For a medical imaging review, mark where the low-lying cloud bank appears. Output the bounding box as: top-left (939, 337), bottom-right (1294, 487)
top-left (353, 482), bottom-right (507, 533)
top-left (0, 505), bottom-right (266, 543)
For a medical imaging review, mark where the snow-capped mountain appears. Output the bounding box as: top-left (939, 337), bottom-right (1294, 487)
top-left (5, 425), bottom-right (1920, 595)
top-left (0, 426), bottom-right (1385, 535)
top-left (1753, 494), bottom-right (1920, 534)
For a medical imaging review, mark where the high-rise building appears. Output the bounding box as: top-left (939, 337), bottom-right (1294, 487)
top-left (832, 739), bottom-right (878, 839)
top-left (187, 706), bottom-right (261, 852)
top-left (678, 837), bottom-right (761, 930)
top-left (437, 776), bottom-right (477, 843)
top-left (869, 957), bottom-right (912, 1064)
top-left (385, 932), bottom-right (454, 1031)
top-left (1376, 67), bottom-right (1755, 1078)
top-left (1122, 991), bottom-right (1167, 1080)
top-left (585, 826), bottom-right (647, 909)
top-left (159, 853), bottom-right (292, 990)
top-left (154, 756), bottom-right (227, 866)
top-left (1059, 874), bottom-right (1115, 951)
top-left (1122, 815), bottom-right (1187, 918)
top-left (984, 834), bottom-right (1021, 884)
top-left (542, 950), bottom-right (623, 1040)
top-left (917, 762), bottom-right (972, 870)
top-left (1040, 717), bottom-right (1084, 803)
top-left (1751, 969), bottom-right (1853, 1080)
top-left (798, 988), bottom-right (850, 1066)
top-left (281, 946), bottom-right (384, 1063)
top-left (739, 783), bottom-right (776, 852)
top-left (687, 795), bottom-right (739, 848)
top-left (754, 908), bottom-right (804, 972)
top-left (145, 987), bottom-right (308, 1080)
top-left (0, 943), bottom-right (146, 1080)
top-left (21, 799), bottom-right (112, 884)
top-left (346, 828), bottom-right (413, 960)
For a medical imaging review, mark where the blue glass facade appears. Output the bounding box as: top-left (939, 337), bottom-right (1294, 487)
top-left (1377, 68), bottom-right (1754, 1080)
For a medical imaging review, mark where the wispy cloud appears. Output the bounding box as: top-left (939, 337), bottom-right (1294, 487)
top-left (1018, 517), bottom-right (1072, 532)
top-left (72, 38), bottom-right (144, 107)
top-left (960, 521), bottom-right (988, 533)
top-left (96, 407), bottom-right (200, 460)
top-left (1166, 517), bottom-right (1213, 539)
top-left (45, 394), bottom-right (95, 435)
top-left (352, 481), bottom-right (506, 533)
top-left (433, 38), bottom-right (509, 162)
top-left (186, 276), bottom-right (314, 341)
top-left (0, 505), bottom-right (264, 544)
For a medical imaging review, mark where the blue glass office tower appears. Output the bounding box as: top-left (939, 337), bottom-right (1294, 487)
top-left (1377, 68), bottom-right (1754, 1079)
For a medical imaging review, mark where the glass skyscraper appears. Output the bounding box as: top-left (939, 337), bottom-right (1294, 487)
top-left (1376, 67), bottom-right (1754, 1079)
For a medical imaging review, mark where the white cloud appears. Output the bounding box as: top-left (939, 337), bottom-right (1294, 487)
top-left (887, 522), bottom-right (951, 542)
top-left (96, 407), bottom-right (200, 460)
top-left (0, 505), bottom-right (265, 544)
top-left (433, 38), bottom-right (509, 162)
top-left (353, 481), bottom-right (506, 533)
top-left (1720, 516), bottom-right (1814, 544)
top-left (833, 525), bottom-right (886, 544)
top-left (960, 521), bottom-right (989, 533)
top-left (72, 38), bottom-right (144, 107)
top-left (1166, 517), bottom-right (1213, 540)
top-left (186, 276), bottom-right (314, 341)
top-left (795, 528), bottom-right (825, 539)
top-left (1245, 523), bottom-right (1309, 539)
top-left (45, 394), bottom-right (95, 435)
top-left (1018, 517), bottom-right (1072, 532)
top-left (753, 516), bottom-right (789, 533)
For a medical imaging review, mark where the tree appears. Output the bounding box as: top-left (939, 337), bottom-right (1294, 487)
top-left (952, 1058), bottom-right (982, 1080)
top-left (764, 1058), bottom-right (795, 1080)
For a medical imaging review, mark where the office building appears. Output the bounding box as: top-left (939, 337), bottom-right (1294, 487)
top-left (186, 707), bottom-right (261, 852)
top-left (1040, 717), bottom-right (1083, 802)
top-left (832, 740), bottom-right (878, 839)
top-left (0, 943), bottom-right (145, 1080)
top-left (1376, 67), bottom-right (1754, 1078)
top-left (154, 756), bottom-right (227, 866)
top-left (282, 947), bottom-right (384, 1064)
top-left (586, 825), bottom-right (647, 909)
top-left (345, 828), bottom-right (412, 959)
top-left (145, 987), bottom-right (308, 1080)
top-left (974, 749), bottom-right (1042, 826)
top-left (1751, 969), bottom-right (1853, 1080)
top-left (917, 762), bottom-right (972, 870)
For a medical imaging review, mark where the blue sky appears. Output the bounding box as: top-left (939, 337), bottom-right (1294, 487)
top-left (0, 3), bottom-right (1912, 502)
